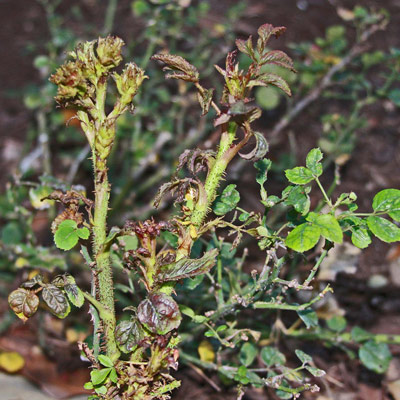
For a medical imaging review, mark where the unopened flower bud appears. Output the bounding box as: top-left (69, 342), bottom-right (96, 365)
top-left (113, 63), bottom-right (148, 105)
top-left (96, 36), bottom-right (124, 68)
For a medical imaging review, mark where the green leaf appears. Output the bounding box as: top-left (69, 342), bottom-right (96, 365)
top-left (297, 309), bottom-right (318, 329)
top-left (351, 326), bottom-right (372, 343)
top-left (137, 293), bottom-right (181, 335)
top-left (295, 349), bottom-right (312, 364)
top-left (179, 305), bottom-right (195, 318)
top-left (312, 214), bottom-right (343, 244)
top-left (285, 167), bottom-right (314, 185)
top-left (254, 158), bottom-right (272, 187)
top-left (90, 368), bottom-right (111, 385)
top-left (351, 227), bottom-right (372, 249)
top-left (94, 385), bottom-right (107, 395)
top-left (240, 342), bottom-right (258, 367)
top-left (234, 365), bottom-right (250, 385)
top-left (77, 226), bottom-right (90, 240)
top-left (305, 366), bottom-right (326, 377)
top-left (326, 316), bottom-right (347, 332)
top-left (359, 341), bottom-right (392, 374)
top-left (84, 382), bottom-right (93, 390)
top-left (64, 274), bottom-right (84, 308)
top-left (306, 148), bottom-right (323, 177)
top-left (42, 285), bottom-right (71, 319)
top-left (98, 355), bottom-right (113, 368)
top-left (109, 368), bottom-right (118, 383)
top-left (157, 248), bottom-right (218, 282)
top-left (260, 346), bottom-right (286, 367)
top-left (367, 216), bottom-right (400, 243)
top-left (213, 184), bottom-right (240, 215)
top-left (54, 220), bottom-right (86, 251)
top-left (285, 223), bottom-right (321, 252)
top-left (283, 185), bottom-right (311, 215)
top-left (372, 189), bottom-right (400, 221)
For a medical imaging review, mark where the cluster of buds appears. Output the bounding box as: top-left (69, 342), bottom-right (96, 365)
top-left (50, 36), bottom-right (147, 167)
top-left (50, 36), bottom-right (125, 107)
top-left (124, 218), bottom-right (170, 240)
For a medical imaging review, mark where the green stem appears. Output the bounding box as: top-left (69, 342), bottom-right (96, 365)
top-left (315, 177), bottom-right (333, 209)
top-left (91, 78), bottom-right (120, 361)
top-left (190, 122), bottom-right (237, 229)
top-left (92, 169), bottom-right (120, 361)
top-left (82, 291), bottom-right (114, 322)
top-left (253, 284), bottom-right (332, 311)
top-left (303, 249), bottom-right (328, 287)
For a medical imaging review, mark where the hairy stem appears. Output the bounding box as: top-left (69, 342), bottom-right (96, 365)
top-left (91, 78), bottom-right (120, 361)
top-left (190, 122), bottom-right (237, 229)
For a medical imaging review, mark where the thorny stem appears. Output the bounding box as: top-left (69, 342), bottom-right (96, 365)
top-left (91, 78), bottom-right (120, 362)
top-left (190, 122), bottom-right (238, 229)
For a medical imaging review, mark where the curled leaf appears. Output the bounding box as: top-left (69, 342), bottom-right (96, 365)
top-left (152, 53), bottom-right (199, 82)
top-left (258, 24), bottom-right (286, 44)
top-left (8, 288), bottom-right (40, 322)
top-left (137, 293), bottom-right (181, 335)
top-left (21, 274), bottom-right (44, 289)
top-left (239, 131), bottom-right (269, 161)
top-left (156, 248), bottom-right (218, 283)
top-left (197, 88), bottom-right (214, 115)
